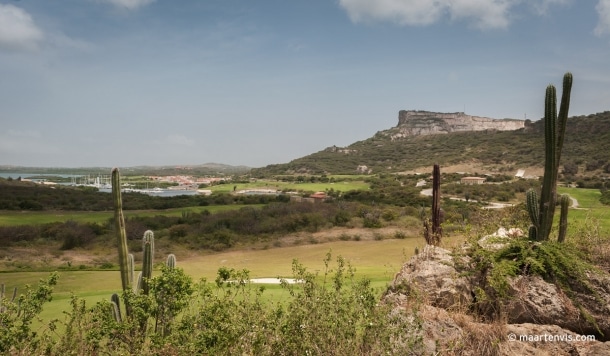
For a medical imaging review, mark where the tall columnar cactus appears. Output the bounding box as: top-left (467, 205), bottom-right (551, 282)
top-left (424, 164), bottom-right (442, 246)
top-left (141, 230), bottom-right (154, 295)
top-left (112, 168), bottom-right (131, 292)
top-left (526, 72), bottom-right (573, 242)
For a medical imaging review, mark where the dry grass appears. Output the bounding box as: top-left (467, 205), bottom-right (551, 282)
top-left (453, 313), bottom-right (506, 356)
top-left (417, 305), bottom-right (506, 356)
top-left (401, 163), bottom-right (544, 177)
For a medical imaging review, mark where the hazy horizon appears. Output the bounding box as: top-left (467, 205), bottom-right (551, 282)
top-left (2, 1), bottom-right (610, 168)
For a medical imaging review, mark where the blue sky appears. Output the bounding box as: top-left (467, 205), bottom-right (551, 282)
top-left (1, 0), bottom-right (610, 168)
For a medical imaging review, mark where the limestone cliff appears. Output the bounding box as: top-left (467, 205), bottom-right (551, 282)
top-left (387, 110), bottom-right (525, 140)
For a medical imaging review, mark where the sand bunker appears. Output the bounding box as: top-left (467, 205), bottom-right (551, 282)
top-left (249, 278), bottom-right (301, 284)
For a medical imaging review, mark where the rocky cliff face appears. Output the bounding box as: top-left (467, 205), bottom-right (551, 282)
top-left (387, 110), bottom-right (525, 139)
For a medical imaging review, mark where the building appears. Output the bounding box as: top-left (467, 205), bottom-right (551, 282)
top-left (461, 177), bottom-right (486, 185)
top-left (310, 192), bottom-right (328, 202)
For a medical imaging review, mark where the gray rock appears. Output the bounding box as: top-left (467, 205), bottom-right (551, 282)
top-left (384, 244), bottom-right (610, 354)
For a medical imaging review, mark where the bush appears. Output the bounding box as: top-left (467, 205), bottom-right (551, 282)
top-left (8, 256), bottom-right (424, 355)
top-left (0, 273), bottom-right (58, 353)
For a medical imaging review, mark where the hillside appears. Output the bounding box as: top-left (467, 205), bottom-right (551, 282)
top-left (252, 111), bottom-right (610, 177)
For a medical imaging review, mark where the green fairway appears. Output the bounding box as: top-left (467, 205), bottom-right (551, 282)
top-left (0, 204), bottom-right (263, 226)
top-left (558, 187), bottom-right (609, 235)
top-left (1, 237), bottom-right (426, 327)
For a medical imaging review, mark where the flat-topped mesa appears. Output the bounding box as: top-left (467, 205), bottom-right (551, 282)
top-left (394, 110), bottom-right (525, 138)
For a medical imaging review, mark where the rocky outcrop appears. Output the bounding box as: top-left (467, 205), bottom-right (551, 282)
top-left (389, 245), bottom-right (473, 310)
top-left (384, 244), bottom-right (610, 355)
top-left (387, 110), bottom-right (525, 139)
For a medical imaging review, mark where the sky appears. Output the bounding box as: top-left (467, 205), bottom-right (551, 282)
top-left (1, 0), bottom-right (610, 169)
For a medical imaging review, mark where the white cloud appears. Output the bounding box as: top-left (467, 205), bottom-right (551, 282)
top-left (101, 0), bottom-right (156, 10)
top-left (166, 134), bottom-right (195, 147)
top-left (595, 0), bottom-right (610, 36)
top-left (448, 0), bottom-right (513, 29)
top-left (0, 4), bottom-right (44, 50)
top-left (338, 0), bottom-right (445, 27)
top-left (337, 0), bottom-right (572, 30)
top-left (529, 0), bottom-right (570, 15)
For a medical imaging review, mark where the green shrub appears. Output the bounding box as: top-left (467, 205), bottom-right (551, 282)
top-left (7, 257), bottom-right (424, 355)
top-left (394, 230), bottom-right (407, 239)
top-left (0, 273), bottom-right (58, 353)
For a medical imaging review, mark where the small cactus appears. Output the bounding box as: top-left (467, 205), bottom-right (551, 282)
top-left (423, 164), bottom-right (442, 246)
top-left (166, 254), bottom-right (176, 269)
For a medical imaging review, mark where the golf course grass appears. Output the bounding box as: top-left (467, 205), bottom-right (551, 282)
top-left (1, 236), bottom-right (435, 328)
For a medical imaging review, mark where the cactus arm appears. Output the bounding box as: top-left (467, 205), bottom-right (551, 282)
top-left (135, 272), bottom-right (143, 293)
top-left (112, 168), bottom-right (130, 292)
top-left (555, 73), bottom-right (573, 167)
top-left (110, 293), bottom-right (122, 322)
top-left (128, 253), bottom-right (135, 288)
top-left (558, 194), bottom-right (570, 243)
top-left (526, 189), bottom-right (539, 228)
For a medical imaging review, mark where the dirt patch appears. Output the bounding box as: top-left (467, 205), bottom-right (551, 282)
top-left (400, 163), bottom-right (543, 177)
top-left (1, 226), bottom-right (422, 270)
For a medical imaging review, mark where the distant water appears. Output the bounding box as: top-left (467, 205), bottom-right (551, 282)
top-left (0, 172), bottom-right (84, 180)
top-left (97, 188), bottom-right (200, 197)
top-left (1, 172), bottom-right (201, 197)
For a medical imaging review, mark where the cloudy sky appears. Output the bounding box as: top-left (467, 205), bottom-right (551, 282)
top-left (1, 0), bottom-right (610, 168)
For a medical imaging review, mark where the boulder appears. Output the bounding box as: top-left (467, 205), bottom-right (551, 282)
top-left (385, 243), bottom-right (610, 354)
top-left (388, 244), bottom-right (473, 310)
top-left (503, 274), bottom-right (610, 339)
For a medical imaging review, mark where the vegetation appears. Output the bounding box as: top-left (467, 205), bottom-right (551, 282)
top-left (601, 189), bottom-right (610, 205)
top-left (443, 178), bottom-right (539, 202)
top-left (0, 273), bottom-right (59, 353)
top-left (251, 111), bottom-right (610, 177)
top-left (450, 74), bottom-right (609, 339)
top-left (0, 180), bottom-right (285, 212)
top-left (527, 72), bottom-right (572, 242)
top-left (0, 254), bottom-right (423, 355)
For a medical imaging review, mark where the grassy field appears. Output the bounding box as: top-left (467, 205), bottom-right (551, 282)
top-left (1, 186), bottom-right (605, 329)
top-left (558, 187), bottom-right (609, 235)
top-left (0, 204), bottom-right (263, 226)
top-left (1, 237), bottom-right (429, 328)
